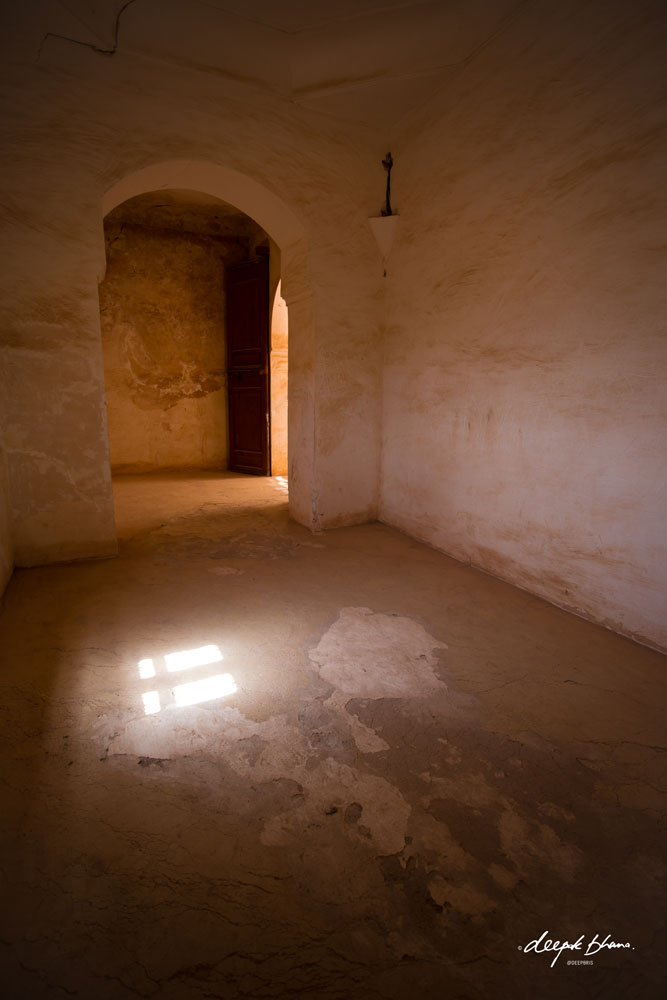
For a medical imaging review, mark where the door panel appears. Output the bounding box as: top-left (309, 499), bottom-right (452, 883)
top-left (226, 254), bottom-right (270, 474)
top-left (227, 371), bottom-right (268, 473)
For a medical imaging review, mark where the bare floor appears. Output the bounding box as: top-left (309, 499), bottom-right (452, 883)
top-left (0, 473), bottom-right (664, 999)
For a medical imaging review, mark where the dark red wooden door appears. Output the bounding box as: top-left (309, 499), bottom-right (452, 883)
top-left (225, 254), bottom-right (270, 475)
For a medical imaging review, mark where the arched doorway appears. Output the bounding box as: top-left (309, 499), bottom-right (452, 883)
top-left (100, 189), bottom-right (279, 475)
top-left (99, 160), bottom-right (310, 524)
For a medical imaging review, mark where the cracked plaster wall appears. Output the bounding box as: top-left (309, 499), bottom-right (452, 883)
top-left (381, 0), bottom-right (667, 650)
top-left (100, 220), bottom-right (253, 473)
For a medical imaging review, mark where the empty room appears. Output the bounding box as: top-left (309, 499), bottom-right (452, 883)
top-left (0, 1), bottom-right (665, 998)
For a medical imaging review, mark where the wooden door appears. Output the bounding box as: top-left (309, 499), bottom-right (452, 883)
top-left (225, 253), bottom-right (270, 475)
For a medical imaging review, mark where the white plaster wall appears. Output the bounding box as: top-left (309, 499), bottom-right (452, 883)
top-left (381, 1), bottom-right (667, 649)
top-left (309, 235), bottom-right (383, 528)
top-left (0, 218), bottom-right (118, 566)
top-left (0, 4), bottom-right (382, 565)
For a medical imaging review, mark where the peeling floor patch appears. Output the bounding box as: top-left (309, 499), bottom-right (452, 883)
top-left (309, 606), bottom-right (448, 698)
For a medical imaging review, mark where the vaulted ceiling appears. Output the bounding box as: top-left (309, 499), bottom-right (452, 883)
top-left (46, 0), bottom-right (523, 131)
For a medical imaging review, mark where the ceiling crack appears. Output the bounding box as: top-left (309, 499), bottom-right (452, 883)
top-left (37, 0), bottom-right (138, 62)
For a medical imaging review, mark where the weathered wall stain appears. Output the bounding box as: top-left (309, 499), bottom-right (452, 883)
top-left (121, 328), bottom-right (226, 411)
top-left (100, 207), bottom-right (263, 472)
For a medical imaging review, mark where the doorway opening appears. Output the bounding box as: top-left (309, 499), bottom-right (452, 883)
top-left (270, 281), bottom-right (288, 479)
top-left (99, 189), bottom-right (286, 483)
top-left (99, 159), bottom-right (312, 534)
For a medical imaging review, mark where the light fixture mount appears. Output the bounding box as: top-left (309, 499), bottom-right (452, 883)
top-left (369, 151), bottom-right (399, 275)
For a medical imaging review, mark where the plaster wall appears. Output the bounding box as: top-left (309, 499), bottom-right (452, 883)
top-left (381, 0), bottom-right (667, 649)
top-left (270, 284), bottom-right (289, 477)
top-left (309, 243), bottom-right (383, 529)
top-left (0, 210), bottom-right (118, 566)
top-left (100, 221), bottom-right (248, 473)
top-left (0, 440), bottom-right (13, 598)
top-left (0, 6), bottom-right (382, 565)
top-left (0, 346), bottom-right (13, 595)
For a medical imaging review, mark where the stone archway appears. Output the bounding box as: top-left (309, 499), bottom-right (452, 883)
top-left (102, 161), bottom-right (305, 249)
top-left (101, 160), bottom-right (315, 528)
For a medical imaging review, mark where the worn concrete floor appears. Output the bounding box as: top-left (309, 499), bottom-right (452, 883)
top-left (0, 473), bottom-right (665, 999)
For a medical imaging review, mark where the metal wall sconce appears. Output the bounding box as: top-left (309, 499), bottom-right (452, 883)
top-left (369, 151), bottom-right (399, 276)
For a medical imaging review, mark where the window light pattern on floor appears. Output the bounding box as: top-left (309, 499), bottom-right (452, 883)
top-left (138, 644), bottom-right (236, 714)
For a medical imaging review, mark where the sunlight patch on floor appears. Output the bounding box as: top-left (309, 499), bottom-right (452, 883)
top-left (138, 644), bottom-right (235, 714)
top-left (173, 673), bottom-right (237, 707)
